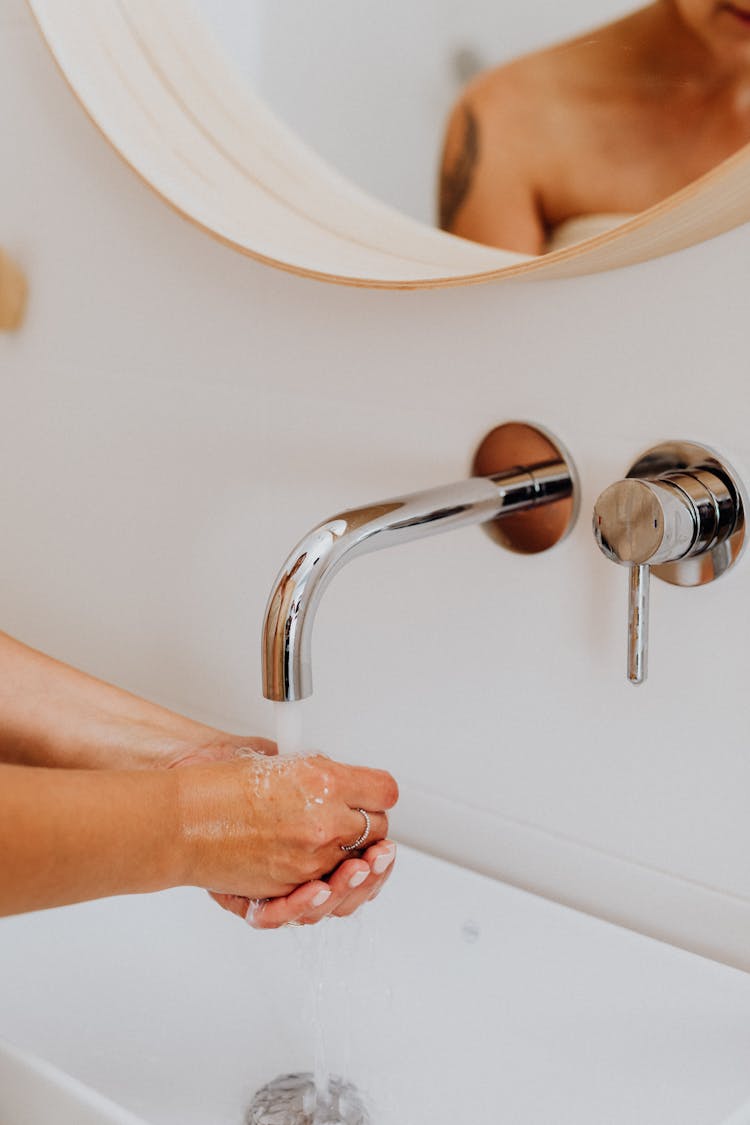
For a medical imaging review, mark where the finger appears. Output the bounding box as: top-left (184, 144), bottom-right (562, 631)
top-left (336, 808), bottom-right (389, 852)
top-left (324, 857), bottom-right (372, 900)
top-left (334, 863), bottom-right (395, 916)
top-left (363, 839), bottom-right (397, 877)
top-left (332, 841), bottom-right (397, 917)
top-left (333, 764), bottom-right (399, 811)
top-left (292, 843), bottom-right (398, 926)
top-left (208, 891), bottom-right (251, 918)
top-left (328, 858), bottom-right (384, 918)
top-left (292, 858), bottom-right (371, 926)
top-left (364, 862), bottom-right (395, 904)
top-left (248, 881), bottom-right (332, 931)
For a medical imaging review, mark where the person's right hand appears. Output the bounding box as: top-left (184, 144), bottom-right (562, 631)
top-left (175, 752), bottom-right (398, 904)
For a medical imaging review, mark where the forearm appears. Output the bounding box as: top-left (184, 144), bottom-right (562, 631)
top-left (0, 763), bottom-right (183, 915)
top-left (0, 630), bottom-right (228, 769)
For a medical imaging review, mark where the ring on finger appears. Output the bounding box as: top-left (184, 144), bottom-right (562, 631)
top-left (341, 808), bottom-right (371, 852)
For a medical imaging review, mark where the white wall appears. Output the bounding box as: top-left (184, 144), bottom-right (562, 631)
top-left (3, 0), bottom-right (750, 968)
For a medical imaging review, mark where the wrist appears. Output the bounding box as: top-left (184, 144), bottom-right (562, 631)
top-left (171, 762), bottom-right (226, 889)
top-left (101, 713), bottom-right (234, 771)
top-left (140, 767), bottom-right (190, 892)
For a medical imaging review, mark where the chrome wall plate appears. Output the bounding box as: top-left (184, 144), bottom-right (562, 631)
top-left (472, 421), bottom-right (580, 554)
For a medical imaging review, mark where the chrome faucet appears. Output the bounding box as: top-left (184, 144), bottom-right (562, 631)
top-left (262, 424), bottom-right (578, 701)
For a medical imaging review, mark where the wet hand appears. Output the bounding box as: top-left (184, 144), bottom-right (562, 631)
top-left (175, 752), bottom-right (398, 904)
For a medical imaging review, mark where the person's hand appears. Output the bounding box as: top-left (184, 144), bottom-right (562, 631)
top-left (174, 752), bottom-right (398, 920)
top-left (165, 732), bottom-right (278, 769)
top-left (169, 739), bottom-right (399, 928)
top-left (210, 837), bottom-right (397, 929)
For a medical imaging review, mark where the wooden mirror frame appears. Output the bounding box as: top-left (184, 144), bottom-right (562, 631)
top-left (29, 0), bottom-right (750, 289)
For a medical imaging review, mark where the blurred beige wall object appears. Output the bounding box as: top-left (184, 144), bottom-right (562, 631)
top-left (0, 250), bottom-right (27, 330)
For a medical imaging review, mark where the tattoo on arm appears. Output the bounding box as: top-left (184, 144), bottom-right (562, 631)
top-left (439, 105), bottom-right (479, 231)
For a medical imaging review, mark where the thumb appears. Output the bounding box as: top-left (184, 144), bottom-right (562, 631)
top-left (230, 736), bottom-right (279, 758)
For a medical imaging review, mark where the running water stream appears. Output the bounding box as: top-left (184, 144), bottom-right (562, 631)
top-left (245, 703), bottom-right (370, 1125)
top-left (273, 700), bottom-right (306, 758)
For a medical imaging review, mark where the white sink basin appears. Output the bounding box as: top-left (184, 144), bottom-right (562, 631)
top-left (2, 845), bottom-right (750, 1124)
top-left (0, 1037), bottom-right (148, 1125)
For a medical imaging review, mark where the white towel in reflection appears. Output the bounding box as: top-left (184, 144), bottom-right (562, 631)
top-left (546, 213), bottom-right (633, 252)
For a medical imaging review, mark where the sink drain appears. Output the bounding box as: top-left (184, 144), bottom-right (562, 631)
top-left (246, 1072), bottom-right (369, 1125)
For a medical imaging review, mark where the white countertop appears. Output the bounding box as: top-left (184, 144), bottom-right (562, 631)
top-left (1, 846), bottom-right (750, 1124)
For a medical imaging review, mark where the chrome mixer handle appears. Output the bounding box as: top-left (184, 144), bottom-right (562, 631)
top-left (592, 442), bottom-right (746, 685)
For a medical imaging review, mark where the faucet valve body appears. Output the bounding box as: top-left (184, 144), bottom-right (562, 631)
top-left (593, 441), bottom-right (746, 685)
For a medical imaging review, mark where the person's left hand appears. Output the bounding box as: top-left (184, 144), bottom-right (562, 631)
top-left (166, 735), bottom-right (397, 929)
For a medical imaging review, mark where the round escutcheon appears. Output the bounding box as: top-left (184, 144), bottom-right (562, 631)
top-left (471, 421), bottom-right (580, 554)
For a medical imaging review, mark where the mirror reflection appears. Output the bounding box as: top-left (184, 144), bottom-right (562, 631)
top-left (196, 1), bottom-right (750, 255)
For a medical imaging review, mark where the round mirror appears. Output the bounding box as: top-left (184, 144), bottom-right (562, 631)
top-left (193, 0), bottom-right (635, 231)
top-left (29, 0), bottom-right (750, 287)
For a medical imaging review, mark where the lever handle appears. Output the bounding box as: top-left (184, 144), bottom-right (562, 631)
top-left (627, 564), bottom-right (649, 685)
top-left (594, 478), bottom-right (693, 683)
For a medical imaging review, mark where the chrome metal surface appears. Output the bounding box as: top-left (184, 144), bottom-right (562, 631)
top-left (593, 440), bottom-right (746, 685)
top-left (471, 421), bottom-right (580, 554)
top-left (628, 564), bottom-right (650, 685)
top-left (263, 429), bottom-right (577, 701)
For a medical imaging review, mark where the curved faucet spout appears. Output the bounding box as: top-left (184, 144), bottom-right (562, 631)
top-left (262, 462), bottom-right (571, 701)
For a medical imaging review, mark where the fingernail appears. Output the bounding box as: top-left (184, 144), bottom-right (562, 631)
top-left (373, 847), bottom-right (396, 875)
top-left (311, 887), bottom-right (332, 908)
top-left (348, 869), bottom-right (368, 889)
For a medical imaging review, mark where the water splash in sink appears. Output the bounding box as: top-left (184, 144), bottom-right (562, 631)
top-left (246, 1071), bottom-right (369, 1125)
